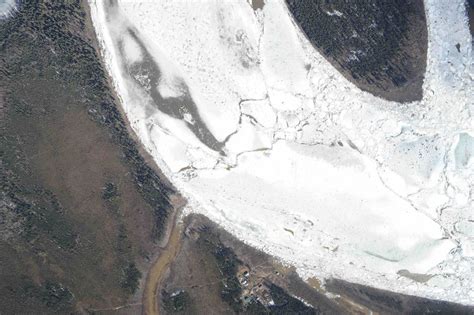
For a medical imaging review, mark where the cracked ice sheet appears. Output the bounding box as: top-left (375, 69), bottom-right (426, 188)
top-left (190, 141), bottom-right (453, 270)
top-left (89, 0), bottom-right (474, 304)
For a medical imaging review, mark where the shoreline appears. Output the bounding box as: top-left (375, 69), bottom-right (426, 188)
top-left (82, 1), bottom-right (187, 314)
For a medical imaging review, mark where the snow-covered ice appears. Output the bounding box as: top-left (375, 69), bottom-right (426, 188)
top-left (89, 0), bottom-right (474, 304)
top-left (0, 0), bottom-right (17, 19)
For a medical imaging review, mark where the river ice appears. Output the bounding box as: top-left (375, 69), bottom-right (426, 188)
top-left (89, 0), bottom-right (474, 304)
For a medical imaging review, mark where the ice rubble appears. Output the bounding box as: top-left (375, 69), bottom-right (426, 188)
top-left (89, 0), bottom-right (474, 303)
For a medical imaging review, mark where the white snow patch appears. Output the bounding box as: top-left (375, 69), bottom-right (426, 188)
top-left (0, 0), bottom-right (17, 19)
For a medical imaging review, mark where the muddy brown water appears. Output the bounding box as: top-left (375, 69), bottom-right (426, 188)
top-left (143, 222), bottom-right (183, 315)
